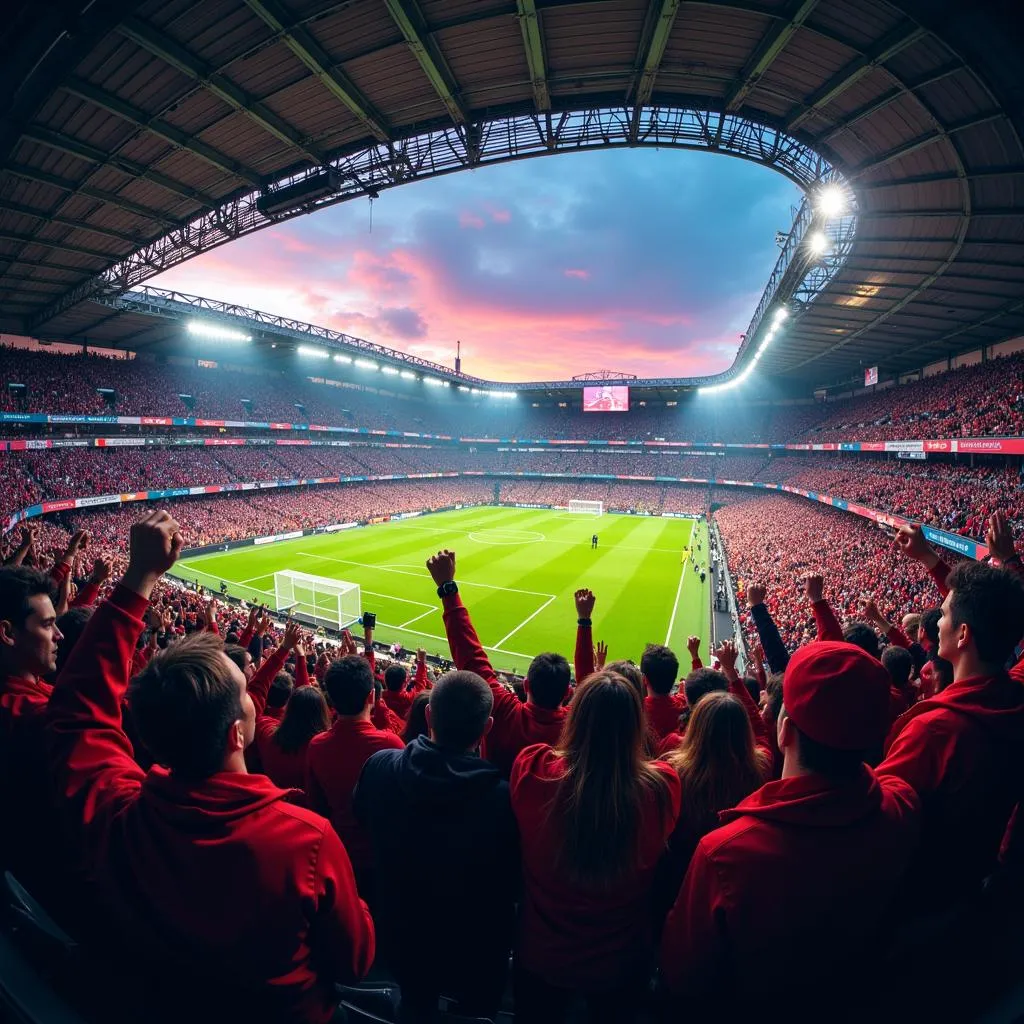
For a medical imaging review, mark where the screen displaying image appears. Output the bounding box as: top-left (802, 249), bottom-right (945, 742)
top-left (582, 385), bottom-right (630, 412)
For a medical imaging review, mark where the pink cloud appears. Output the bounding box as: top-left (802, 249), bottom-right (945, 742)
top-left (458, 211), bottom-right (486, 229)
top-left (564, 268), bottom-right (589, 280)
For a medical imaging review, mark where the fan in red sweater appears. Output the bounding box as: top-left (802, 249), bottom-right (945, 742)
top-left (45, 511), bottom-right (374, 1024)
top-left (428, 548), bottom-right (570, 777)
top-left (879, 518), bottom-right (1024, 913)
top-left (660, 641), bottom-right (920, 1015)
top-left (306, 652), bottom-right (404, 884)
top-left (380, 649), bottom-right (429, 719)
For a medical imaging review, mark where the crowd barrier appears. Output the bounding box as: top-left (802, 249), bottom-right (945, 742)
top-left (3, 471), bottom-right (989, 561)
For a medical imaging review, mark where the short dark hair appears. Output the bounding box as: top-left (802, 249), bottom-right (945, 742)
top-left (0, 567), bottom-right (54, 630)
top-left (429, 670), bottom-right (493, 750)
top-left (921, 607), bottom-right (941, 647)
top-left (764, 673), bottom-right (784, 725)
top-left (128, 632), bottom-right (242, 781)
top-left (881, 645), bottom-right (913, 689)
top-left (683, 667), bottom-right (728, 709)
top-left (842, 622), bottom-right (880, 660)
top-left (384, 663), bottom-right (407, 693)
top-left (526, 652), bottom-right (571, 709)
top-left (55, 606), bottom-right (93, 677)
top-left (324, 655), bottom-right (375, 715)
top-left (947, 561), bottom-right (1024, 666)
top-left (793, 722), bottom-right (863, 778)
top-left (641, 644), bottom-right (679, 695)
top-left (223, 644), bottom-right (251, 673)
top-left (267, 671), bottom-right (294, 709)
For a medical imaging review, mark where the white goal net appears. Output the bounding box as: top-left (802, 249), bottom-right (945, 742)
top-left (273, 570), bottom-right (361, 631)
top-left (567, 499), bottom-right (604, 517)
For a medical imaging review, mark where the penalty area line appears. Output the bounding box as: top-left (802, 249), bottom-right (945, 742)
top-left (492, 594), bottom-right (557, 651)
top-left (664, 561), bottom-right (689, 648)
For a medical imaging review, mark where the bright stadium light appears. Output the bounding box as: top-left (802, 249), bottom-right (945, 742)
top-left (399, 370), bottom-right (417, 380)
top-left (457, 385), bottom-right (470, 393)
top-left (815, 183), bottom-right (850, 218)
top-left (773, 307), bottom-right (788, 323)
top-left (380, 366), bottom-right (400, 376)
top-left (424, 377), bottom-right (445, 387)
top-left (297, 344), bottom-right (330, 359)
top-left (354, 358), bottom-right (379, 371)
top-left (333, 354), bottom-right (352, 364)
top-left (807, 231), bottom-right (830, 257)
top-left (187, 321), bottom-right (251, 342)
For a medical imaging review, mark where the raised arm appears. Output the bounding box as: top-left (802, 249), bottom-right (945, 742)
top-left (49, 529), bottom-right (89, 587)
top-left (574, 588), bottom-right (596, 683)
top-left (858, 595), bottom-right (910, 649)
top-left (5, 525), bottom-right (37, 568)
top-left (428, 549), bottom-right (497, 684)
top-left (714, 639), bottom-right (770, 752)
top-left (686, 635), bottom-right (703, 672)
top-left (746, 584), bottom-right (790, 672)
top-left (71, 556), bottom-right (112, 609)
top-left (249, 620), bottom-right (301, 716)
top-left (237, 605), bottom-right (259, 648)
top-left (293, 636), bottom-right (311, 689)
top-left (894, 524), bottom-right (951, 597)
top-left (46, 511), bottom-right (181, 837)
top-left (411, 648), bottom-right (429, 692)
top-left (987, 511), bottom-right (1024, 578)
top-left (802, 573), bottom-right (842, 642)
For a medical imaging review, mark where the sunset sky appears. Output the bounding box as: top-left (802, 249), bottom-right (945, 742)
top-left (151, 147), bottom-right (801, 382)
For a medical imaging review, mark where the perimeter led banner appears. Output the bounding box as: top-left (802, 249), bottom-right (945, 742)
top-left (582, 385), bottom-right (629, 412)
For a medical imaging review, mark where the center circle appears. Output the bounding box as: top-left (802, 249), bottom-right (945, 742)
top-left (468, 529), bottom-right (546, 545)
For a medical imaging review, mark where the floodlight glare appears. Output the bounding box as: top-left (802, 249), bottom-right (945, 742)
top-left (333, 354), bottom-right (352, 364)
top-left (400, 370), bottom-right (417, 380)
top-left (773, 307), bottom-right (789, 322)
top-left (424, 377), bottom-right (445, 387)
top-left (297, 344), bottom-right (330, 359)
top-left (187, 321), bottom-right (251, 342)
top-left (807, 231), bottom-right (830, 256)
top-left (354, 358), bottom-right (379, 371)
top-left (815, 183), bottom-right (850, 219)
top-left (380, 366), bottom-right (400, 376)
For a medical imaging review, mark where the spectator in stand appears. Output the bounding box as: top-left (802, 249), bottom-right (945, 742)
top-left (258, 688), bottom-right (330, 792)
top-left (511, 669), bottom-right (679, 1022)
top-left (431, 549), bottom-right (570, 777)
top-left (401, 692), bottom-right (431, 744)
top-left (305, 654), bottom-right (405, 894)
top-left (354, 670), bottom-right (519, 1019)
top-left (659, 641), bottom-right (920, 1015)
top-left (878, 519), bottom-right (1024, 916)
top-left (641, 643), bottom-right (684, 741)
top-left (380, 648), bottom-right (429, 719)
top-left (45, 511), bottom-right (374, 1023)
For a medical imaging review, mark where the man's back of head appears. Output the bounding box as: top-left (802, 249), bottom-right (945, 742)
top-left (641, 643), bottom-right (679, 695)
top-left (941, 561), bottom-right (1024, 673)
top-left (881, 645), bottom-right (914, 690)
top-left (842, 622), bottom-right (881, 661)
top-left (428, 670), bottom-right (493, 752)
top-left (128, 631), bottom-right (246, 781)
top-left (526, 652), bottom-right (571, 709)
top-left (384, 663), bottom-right (407, 693)
top-left (683, 667), bottom-right (728, 709)
top-left (324, 655), bottom-right (374, 716)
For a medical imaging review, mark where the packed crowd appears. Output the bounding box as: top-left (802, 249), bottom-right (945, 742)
top-left (2, 490), bottom-right (1023, 1023)
top-left (6, 342), bottom-right (1024, 444)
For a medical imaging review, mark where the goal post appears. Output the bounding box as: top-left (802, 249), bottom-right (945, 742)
top-left (567, 499), bottom-right (604, 517)
top-left (273, 570), bottom-right (361, 631)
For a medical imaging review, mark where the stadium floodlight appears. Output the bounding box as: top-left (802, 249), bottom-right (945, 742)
top-left (354, 358), bottom-right (379, 371)
top-left (424, 377), bottom-right (445, 387)
top-left (815, 183), bottom-right (850, 219)
top-left (187, 321), bottom-right (251, 343)
top-left (773, 307), bottom-right (789, 323)
top-left (807, 231), bottom-right (830, 257)
top-left (400, 370), bottom-right (417, 380)
top-left (380, 366), bottom-right (400, 376)
top-left (297, 344), bottom-right (330, 359)
top-left (333, 354), bottom-right (352, 364)
top-left (457, 385), bottom-right (470, 392)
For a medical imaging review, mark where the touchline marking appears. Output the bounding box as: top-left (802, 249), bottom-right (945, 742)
top-left (492, 594), bottom-right (557, 651)
top-left (362, 589), bottom-right (433, 609)
top-left (397, 608), bottom-right (436, 629)
top-left (296, 553), bottom-right (555, 599)
top-left (664, 558), bottom-right (690, 647)
top-left (373, 620), bottom-right (537, 660)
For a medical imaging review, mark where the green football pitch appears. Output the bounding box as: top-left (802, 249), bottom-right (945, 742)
top-left (174, 506), bottom-right (711, 676)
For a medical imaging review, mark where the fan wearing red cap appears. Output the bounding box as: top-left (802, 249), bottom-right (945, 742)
top-left (660, 641), bottom-right (920, 1015)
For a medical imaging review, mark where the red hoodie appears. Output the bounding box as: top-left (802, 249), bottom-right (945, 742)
top-left (511, 743), bottom-right (680, 990)
top-left (644, 693), bottom-right (686, 741)
top-left (660, 768), bottom-right (919, 1008)
top-left (442, 592), bottom-right (566, 776)
top-left (878, 661), bottom-right (1024, 908)
top-left (46, 584), bottom-right (375, 1023)
top-left (381, 658), bottom-right (429, 720)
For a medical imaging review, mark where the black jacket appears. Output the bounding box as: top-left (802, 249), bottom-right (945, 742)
top-left (353, 736), bottom-right (519, 1013)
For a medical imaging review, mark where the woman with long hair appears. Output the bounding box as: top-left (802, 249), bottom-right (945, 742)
top-left (510, 669), bottom-right (680, 1023)
top-left (654, 691), bottom-right (771, 927)
top-left (401, 692), bottom-right (430, 744)
top-left (257, 686), bottom-right (331, 790)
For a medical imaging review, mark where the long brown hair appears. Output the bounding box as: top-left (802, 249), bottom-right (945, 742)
top-left (272, 687), bottom-right (330, 754)
top-left (665, 691), bottom-right (769, 835)
top-left (552, 670), bottom-right (674, 887)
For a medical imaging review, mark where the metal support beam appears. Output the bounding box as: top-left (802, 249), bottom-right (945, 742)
top-left (21, 126), bottom-right (219, 207)
top-left (63, 77), bottom-right (263, 186)
top-left (632, 0), bottom-right (680, 108)
top-left (383, 0), bottom-right (468, 124)
top-left (243, 0), bottom-right (389, 141)
top-left (0, 230), bottom-right (112, 262)
top-left (516, 0), bottom-right (550, 112)
top-left (0, 200), bottom-right (143, 245)
top-left (785, 22), bottom-right (926, 132)
top-left (723, 0), bottom-right (819, 112)
top-left (118, 17), bottom-right (327, 167)
top-left (859, 167), bottom-right (1024, 189)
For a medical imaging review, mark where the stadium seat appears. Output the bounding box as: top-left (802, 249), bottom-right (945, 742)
top-left (2, 872), bottom-right (79, 958)
top-left (0, 925), bottom-right (88, 1024)
top-left (338, 1002), bottom-right (395, 1024)
top-left (336, 982), bottom-right (400, 1021)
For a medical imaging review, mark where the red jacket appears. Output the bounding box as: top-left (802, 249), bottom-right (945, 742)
top-left (381, 659), bottom-right (429, 720)
top-left (645, 693), bottom-right (686, 741)
top-left (878, 663), bottom-right (1024, 907)
top-left (255, 721), bottom-right (314, 792)
top-left (306, 716), bottom-right (404, 870)
top-left (442, 592), bottom-right (566, 776)
top-left (46, 584), bottom-right (375, 1023)
top-left (660, 769), bottom-right (919, 1007)
top-left (511, 743), bottom-right (680, 990)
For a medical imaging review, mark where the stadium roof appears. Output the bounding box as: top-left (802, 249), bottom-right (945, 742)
top-left (1, 0), bottom-right (1023, 392)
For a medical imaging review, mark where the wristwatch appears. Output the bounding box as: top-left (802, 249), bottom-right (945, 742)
top-left (437, 580), bottom-right (459, 598)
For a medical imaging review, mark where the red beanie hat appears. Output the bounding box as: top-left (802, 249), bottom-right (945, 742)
top-left (783, 641), bottom-right (891, 751)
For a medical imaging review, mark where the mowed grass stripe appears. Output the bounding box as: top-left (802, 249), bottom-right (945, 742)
top-left (176, 507), bottom-right (706, 675)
